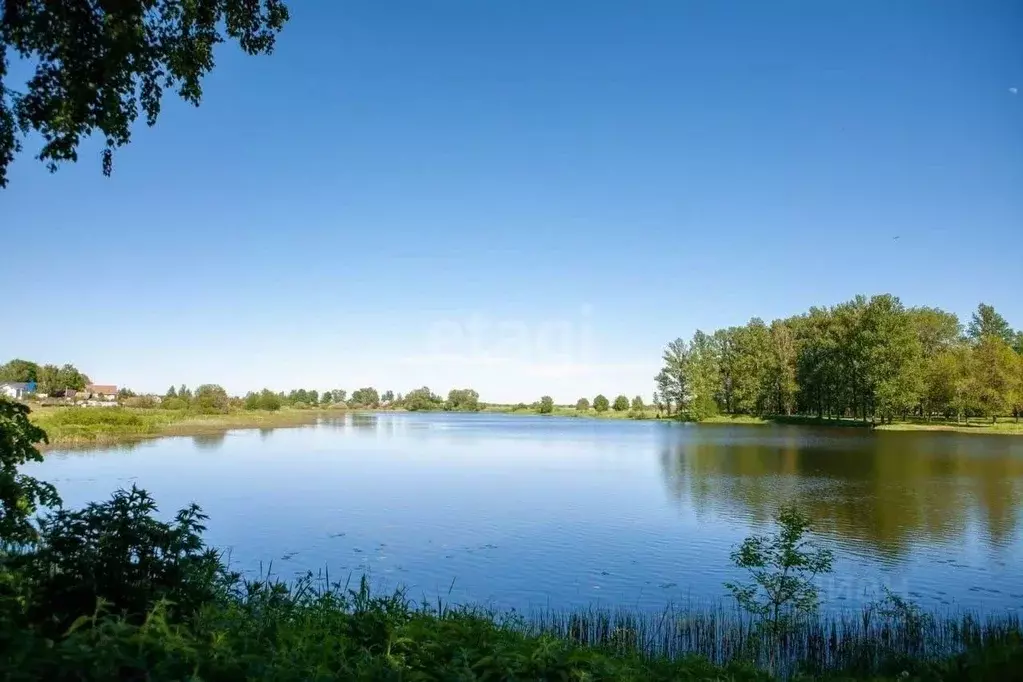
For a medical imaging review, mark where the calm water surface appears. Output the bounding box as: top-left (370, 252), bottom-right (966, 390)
top-left (26, 413), bottom-right (1023, 613)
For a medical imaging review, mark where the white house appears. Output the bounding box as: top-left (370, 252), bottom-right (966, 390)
top-left (0, 382), bottom-right (34, 400)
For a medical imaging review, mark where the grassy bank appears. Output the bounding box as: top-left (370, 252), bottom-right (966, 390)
top-left (874, 419), bottom-right (1023, 435)
top-left (28, 404), bottom-right (1023, 450)
top-left (10, 566), bottom-right (1023, 681)
top-left (703, 414), bottom-right (1023, 435)
top-left (29, 405), bottom-right (334, 448)
top-left (481, 406), bottom-right (1023, 435)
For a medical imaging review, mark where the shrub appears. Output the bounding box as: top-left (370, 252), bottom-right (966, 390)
top-left (576, 398), bottom-right (590, 411)
top-left (593, 394), bottom-right (610, 412)
top-left (193, 384), bottom-right (230, 414)
top-left (726, 504), bottom-right (833, 665)
top-left (445, 388), bottom-right (480, 412)
top-left (538, 396), bottom-right (554, 414)
top-left (0, 397), bottom-right (60, 545)
top-left (11, 486), bottom-right (233, 637)
top-left (122, 395), bottom-right (158, 409)
top-left (162, 397), bottom-right (188, 410)
top-left (405, 386), bottom-right (443, 411)
top-left (612, 395), bottom-right (629, 412)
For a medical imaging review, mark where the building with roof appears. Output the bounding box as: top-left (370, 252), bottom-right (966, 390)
top-left (0, 381), bottom-right (36, 400)
top-left (84, 384), bottom-right (118, 401)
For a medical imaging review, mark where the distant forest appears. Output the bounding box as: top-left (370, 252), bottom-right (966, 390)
top-left (654, 297), bottom-right (1023, 423)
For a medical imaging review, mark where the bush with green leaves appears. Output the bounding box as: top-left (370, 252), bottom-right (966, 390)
top-left (10, 486), bottom-right (234, 638)
top-left (593, 394), bottom-right (610, 412)
top-left (404, 386), bottom-right (444, 411)
top-left (243, 388), bottom-right (283, 411)
top-left (576, 397), bottom-right (590, 411)
top-left (726, 504), bottom-right (834, 664)
top-left (161, 397), bottom-right (188, 410)
top-left (538, 396), bottom-right (555, 414)
top-left (445, 388), bottom-right (480, 412)
top-left (0, 398), bottom-right (60, 546)
top-left (613, 394), bottom-right (630, 412)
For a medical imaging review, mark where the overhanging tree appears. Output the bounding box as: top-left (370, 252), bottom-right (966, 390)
top-left (1, 0), bottom-right (290, 187)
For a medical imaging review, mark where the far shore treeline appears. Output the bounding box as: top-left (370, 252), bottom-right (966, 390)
top-left (3, 295), bottom-right (1022, 425)
top-left (654, 297), bottom-right (1023, 424)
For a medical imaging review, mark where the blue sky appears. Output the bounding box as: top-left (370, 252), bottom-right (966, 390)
top-left (2, 0), bottom-right (1021, 402)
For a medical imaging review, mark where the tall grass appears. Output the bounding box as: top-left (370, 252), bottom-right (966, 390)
top-left (524, 601), bottom-right (1022, 677)
top-left (29, 406), bottom-right (326, 447)
top-left (32, 406), bottom-right (171, 443)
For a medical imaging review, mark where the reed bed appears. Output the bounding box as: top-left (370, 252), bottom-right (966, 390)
top-left (522, 601), bottom-right (1022, 677)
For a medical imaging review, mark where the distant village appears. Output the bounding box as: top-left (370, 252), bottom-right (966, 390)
top-left (0, 381), bottom-right (124, 407)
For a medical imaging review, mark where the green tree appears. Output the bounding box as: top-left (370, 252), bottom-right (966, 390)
top-left (349, 387), bottom-right (379, 408)
top-left (712, 328), bottom-right (738, 414)
top-left (0, 397), bottom-right (60, 546)
top-left (970, 336), bottom-right (1018, 422)
top-left (861, 294), bottom-right (923, 423)
top-left (657, 338), bottom-right (691, 417)
top-left (538, 396), bottom-right (554, 414)
top-left (687, 330), bottom-right (721, 420)
top-left (766, 320), bottom-right (798, 415)
top-left (36, 364), bottom-right (60, 395)
top-left (575, 397), bottom-right (590, 412)
top-left (725, 505), bottom-right (834, 663)
top-left (0, 0), bottom-right (290, 187)
top-left (794, 307), bottom-right (839, 419)
top-left (381, 390), bottom-right (395, 403)
top-left (165, 385), bottom-right (178, 400)
top-left (258, 389), bottom-right (282, 412)
top-left (0, 358), bottom-right (39, 383)
top-left (654, 371), bottom-right (672, 416)
top-left (332, 389), bottom-right (347, 404)
top-left (403, 387), bottom-right (441, 411)
top-left (193, 384), bottom-right (230, 414)
top-left (731, 319), bottom-right (772, 415)
top-left (967, 303), bottom-right (1014, 344)
top-left (56, 364), bottom-right (89, 391)
top-left (612, 395), bottom-right (629, 412)
top-left (631, 395), bottom-right (644, 411)
top-left (922, 343), bottom-right (972, 421)
top-left (446, 389), bottom-right (480, 412)
top-left (243, 392), bottom-right (260, 410)
top-left (908, 307), bottom-right (962, 358)
top-left (162, 397), bottom-right (188, 410)
top-left (593, 394), bottom-right (610, 413)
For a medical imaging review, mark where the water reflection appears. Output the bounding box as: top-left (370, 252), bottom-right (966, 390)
top-left (192, 432), bottom-right (228, 450)
top-left (349, 412), bottom-right (378, 429)
top-left (29, 414), bottom-right (1023, 613)
top-left (659, 426), bottom-right (1023, 559)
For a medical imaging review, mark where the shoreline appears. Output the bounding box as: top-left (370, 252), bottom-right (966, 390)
top-left (30, 404), bottom-right (1023, 450)
top-left (32, 406), bottom-right (338, 450)
top-left (481, 406), bottom-right (1023, 435)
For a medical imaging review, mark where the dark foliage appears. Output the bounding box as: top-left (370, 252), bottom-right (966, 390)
top-left (1, 0), bottom-right (289, 186)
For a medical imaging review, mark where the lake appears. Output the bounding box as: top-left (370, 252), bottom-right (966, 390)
top-left (25, 412), bottom-right (1023, 615)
